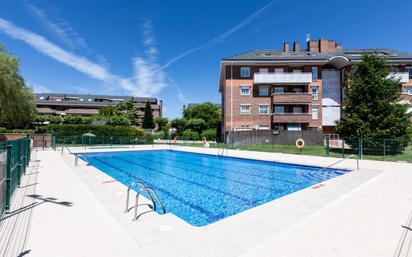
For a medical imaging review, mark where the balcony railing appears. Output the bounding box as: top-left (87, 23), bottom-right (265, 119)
top-left (388, 72), bottom-right (409, 83)
top-left (272, 112), bottom-right (312, 123)
top-left (272, 93), bottom-right (312, 103)
top-left (254, 72), bottom-right (312, 84)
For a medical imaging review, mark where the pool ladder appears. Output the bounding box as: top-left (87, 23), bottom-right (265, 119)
top-left (217, 148), bottom-right (228, 157)
top-left (124, 181), bottom-right (166, 221)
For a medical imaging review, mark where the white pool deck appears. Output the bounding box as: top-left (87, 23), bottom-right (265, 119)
top-left (1, 145), bottom-right (412, 257)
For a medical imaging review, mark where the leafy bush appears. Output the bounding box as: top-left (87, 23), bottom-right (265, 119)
top-left (152, 131), bottom-right (165, 139)
top-left (182, 129), bottom-right (199, 140)
top-left (200, 128), bottom-right (217, 140)
top-left (107, 116), bottom-right (131, 126)
top-left (9, 129), bottom-right (34, 134)
top-left (44, 124), bottom-right (144, 137)
top-left (0, 127), bottom-right (6, 133)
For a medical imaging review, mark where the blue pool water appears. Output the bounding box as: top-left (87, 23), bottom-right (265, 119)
top-left (79, 150), bottom-right (349, 226)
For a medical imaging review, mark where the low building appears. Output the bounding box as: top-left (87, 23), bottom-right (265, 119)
top-left (219, 38), bottom-right (412, 136)
top-left (34, 93), bottom-right (162, 118)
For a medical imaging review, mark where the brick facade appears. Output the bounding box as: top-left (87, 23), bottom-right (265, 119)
top-left (220, 38), bottom-right (412, 135)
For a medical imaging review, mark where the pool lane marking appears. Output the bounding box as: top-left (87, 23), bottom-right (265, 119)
top-left (120, 153), bottom-right (293, 190)
top-left (90, 157), bottom-right (226, 221)
top-left (110, 156), bottom-right (262, 204)
top-left (159, 151), bottom-right (340, 183)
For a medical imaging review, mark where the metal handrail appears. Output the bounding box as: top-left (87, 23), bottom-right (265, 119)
top-left (146, 187), bottom-right (166, 214)
top-left (217, 147), bottom-right (228, 157)
top-left (321, 154), bottom-right (359, 171)
top-left (125, 181), bottom-right (166, 221)
top-left (125, 181), bottom-right (152, 212)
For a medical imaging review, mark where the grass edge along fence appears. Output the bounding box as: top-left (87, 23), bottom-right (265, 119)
top-left (0, 137), bottom-right (31, 218)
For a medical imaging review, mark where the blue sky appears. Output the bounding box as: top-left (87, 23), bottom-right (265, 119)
top-left (1, 0), bottom-right (411, 118)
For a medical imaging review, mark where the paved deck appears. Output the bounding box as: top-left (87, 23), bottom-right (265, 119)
top-left (1, 145), bottom-right (411, 257)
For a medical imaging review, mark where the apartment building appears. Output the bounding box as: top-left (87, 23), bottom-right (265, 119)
top-left (219, 38), bottom-right (412, 135)
top-left (35, 93), bottom-right (162, 118)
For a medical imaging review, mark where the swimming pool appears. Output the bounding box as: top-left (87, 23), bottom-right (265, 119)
top-left (79, 150), bottom-right (349, 226)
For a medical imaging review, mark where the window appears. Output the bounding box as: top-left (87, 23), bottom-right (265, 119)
top-left (405, 86), bottom-right (412, 95)
top-left (292, 88), bottom-right (302, 93)
top-left (275, 68), bottom-right (284, 73)
top-left (258, 125), bottom-right (270, 130)
top-left (351, 66), bottom-right (356, 76)
top-left (312, 106), bottom-right (319, 120)
top-left (240, 86), bottom-right (250, 96)
top-left (390, 67), bottom-right (398, 73)
top-left (293, 106), bottom-right (303, 113)
top-left (312, 67), bottom-right (318, 80)
top-left (240, 67), bottom-right (250, 77)
top-left (259, 68), bottom-right (269, 74)
top-left (311, 87), bottom-right (319, 100)
top-left (259, 105), bottom-right (269, 115)
top-left (406, 67), bottom-right (412, 78)
top-left (240, 105), bottom-right (251, 115)
top-left (273, 87), bottom-right (284, 94)
top-left (258, 85), bottom-right (269, 96)
top-left (39, 96), bottom-right (45, 100)
top-left (292, 69), bottom-right (302, 73)
top-left (274, 106), bottom-right (284, 114)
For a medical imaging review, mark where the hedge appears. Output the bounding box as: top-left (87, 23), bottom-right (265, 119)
top-left (44, 124), bottom-right (144, 137)
top-left (200, 128), bottom-right (217, 140)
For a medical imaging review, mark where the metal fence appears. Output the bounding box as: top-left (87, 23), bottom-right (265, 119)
top-left (51, 134), bottom-right (412, 163)
top-left (0, 137), bottom-right (31, 218)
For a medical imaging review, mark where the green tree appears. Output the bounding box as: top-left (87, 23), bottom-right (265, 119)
top-left (154, 117), bottom-right (168, 131)
top-left (183, 102), bottom-right (221, 130)
top-left (99, 106), bottom-right (118, 117)
top-left (142, 101), bottom-right (155, 129)
top-left (170, 118), bottom-right (187, 135)
top-left (116, 98), bottom-right (140, 125)
top-left (186, 118), bottom-right (207, 134)
top-left (336, 54), bottom-right (411, 149)
top-left (0, 45), bottom-right (36, 128)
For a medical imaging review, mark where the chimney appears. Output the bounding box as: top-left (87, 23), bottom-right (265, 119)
top-left (308, 40), bottom-right (319, 52)
top-left (283, 42), bottom-right (289, 52)
top-left (293, 41), bottom-right (300, 52)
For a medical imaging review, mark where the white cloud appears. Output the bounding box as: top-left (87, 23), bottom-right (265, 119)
top-left (161, 0), bottom-right (279, 69)
top-left (26, 3), bottom-right (86, 49)
top-left (121, 18), bottom-right (169, 96)
top-left (0, 17), bottom-right (167, 97)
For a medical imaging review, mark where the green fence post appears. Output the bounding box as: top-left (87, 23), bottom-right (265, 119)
top-left (341, 138), bottom-right (345, 158)
top-left (22, 138), bottom-right (27, 173)
top-left (383, 139), bottom-right (386, 161)
top-left (17, 140), bottom-right (22, 186)
top-left (5, 145), bottom-right (12, 210)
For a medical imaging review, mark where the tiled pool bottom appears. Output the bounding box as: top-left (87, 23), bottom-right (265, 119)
top-left (79, 150), bottom-right (350, 226)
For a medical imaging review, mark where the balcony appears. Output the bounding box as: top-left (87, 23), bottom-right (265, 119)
top-left (272, 113), bottom-right (312, 123)
top-left (272, 93), bottom-right (312, 103)
top-left (388, 72), bottom-right (409, 83)
top-left (254, 72), bottom-right (312, 84)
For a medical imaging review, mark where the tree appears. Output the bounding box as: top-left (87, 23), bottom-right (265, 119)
top-left (336, 54), bottom-right (411, 150)
top-left (186, 118), bottom-right (207, 134)
top-left (170, 118), bottom-right (187, 135)
top-left (0, 45), bottom-right (36, 128)
top-left (183, 102), bottom-right (221, 130)
top-left (154, 117), bottom-right (168, 131)
top-left (116, 98), bottom-right (140, 125)
top-left (142, 101), bottom-right (155, 129)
